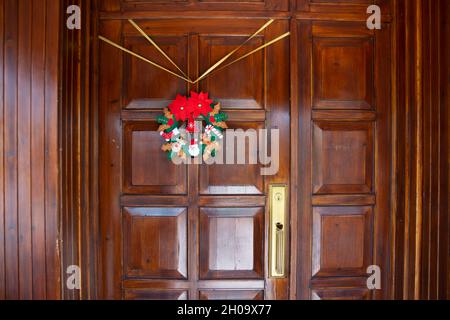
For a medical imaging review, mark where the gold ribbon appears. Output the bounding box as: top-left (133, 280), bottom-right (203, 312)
top-left (98, 19), bottom-right (290, 84)
top-left (192, 19), bottom-right (274, 84)
top-left (98, 35), bottom-right (193, 83)
top-left (128, 19), bottom-right (188, 78)
top-left (195, 31), bottom-right (291, 83)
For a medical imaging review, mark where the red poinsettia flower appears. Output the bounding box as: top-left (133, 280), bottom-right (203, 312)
top-left (168, 94), bottom-right (190, 121)
top-left (188, 91), bottom-right (213, 118)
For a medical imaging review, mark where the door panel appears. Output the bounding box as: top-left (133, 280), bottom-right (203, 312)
top-left (199, 207), bottom-right (264, 279)
top-left (312, 206), bottom-right (373, 277)
top-left (199, 122), bottom-right (265, 195)
top-left (198, 36), bottom-right (265, 110)
top-left (122, 35), bottom-right (189, 109)
top-left (98, 18), bottom-right (290, 300)
top-left (312, 121), bottom-right (374, 194)
top-left (123, 207), bottom-right (188, 279)
top-left (123, 121), bottom-right (188, 194)
top-left (313, 37), bottom-right (374, 110)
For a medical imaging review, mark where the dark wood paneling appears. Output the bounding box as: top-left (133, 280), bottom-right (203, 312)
top-left (0, 0), bottom-right (4, 301)
top-left (4, 0), bottom-right (19, 300)
top-left (100, 0), bottom-right (289, 12)
top-left (60, 0), bottom-right (99, 300)
top-left (0, 0), bottom-right (61, 300)
top-left (441, 0), bottom-right (449, 300)
top-left (391, 0), bottom-right (449, 300)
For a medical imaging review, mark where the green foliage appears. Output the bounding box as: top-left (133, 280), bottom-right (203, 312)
top-left (214, 113), bottom-right (228, 122)
top-left (157, 115), bottom-right (169, 124)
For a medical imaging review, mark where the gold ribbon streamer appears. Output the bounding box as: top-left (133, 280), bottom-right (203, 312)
top-left (98, 19), bottom-right (290, 85)
top-left (128, 19), bottom-right (189, 79)
top-left (98, 35), bottom-right (193, 83)
top-left (192, 19), bottom-right (274, 84)
top-left (201, 32), bottom-right (291, 82)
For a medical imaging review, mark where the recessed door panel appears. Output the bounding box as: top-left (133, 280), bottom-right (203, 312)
top-left (199, 36), bottom-right (265, 110)
top-left (199, 207), bottom-right (264, 279)
top-left (312, 206), bottom-right (373, 277)
top-left (123, 207), bottom-right (188, 279)
top-left (312, 121), bottom-right (374, 194)
top-left (313, 37), bottom-right (374, 110)
top-left (199, 122), bottom-right (265, 195)
top-left (123, 121), bottom-right (187, 194)
top-left (122, 35), bottom-right (189, 109)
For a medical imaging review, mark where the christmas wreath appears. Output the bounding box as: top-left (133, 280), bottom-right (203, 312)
top-left (157, 92), bottom-right (228, 161)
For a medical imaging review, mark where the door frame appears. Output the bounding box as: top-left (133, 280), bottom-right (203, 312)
top-left (58, 0), bottom-right (449, 300)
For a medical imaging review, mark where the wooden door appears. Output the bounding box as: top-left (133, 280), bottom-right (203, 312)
top-left (98, 18), bottom-right (290, 300)
top-left (294, 18), bottom-right (392, 300)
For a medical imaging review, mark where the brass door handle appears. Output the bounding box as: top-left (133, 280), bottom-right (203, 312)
top-left (269, 185), bottom-right (287, 278)
top-left (275, 223), bottom-right (284, 275)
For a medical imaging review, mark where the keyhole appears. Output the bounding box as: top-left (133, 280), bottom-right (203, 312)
top-left (275, 192), bottom-right (282, 201)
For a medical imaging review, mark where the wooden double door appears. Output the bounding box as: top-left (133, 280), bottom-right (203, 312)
top-left (98, 1), bottom-right (391, 300)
